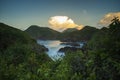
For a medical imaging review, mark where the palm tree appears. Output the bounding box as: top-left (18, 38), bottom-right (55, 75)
top-left (110, 17), bottom-right (120, 26)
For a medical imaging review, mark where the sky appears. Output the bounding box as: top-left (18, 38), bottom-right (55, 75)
top-left (0, 0), bottom-right (120, 31)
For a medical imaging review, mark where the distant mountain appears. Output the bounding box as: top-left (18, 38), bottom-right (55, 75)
top-left (25, 25), bottom-right (61, 40)
top-left (61, 26), bottom-right (99, 42)
top-left (25, 25), bottom-right (99, 42)
top-left (63, 28), bottom-right (78, 33)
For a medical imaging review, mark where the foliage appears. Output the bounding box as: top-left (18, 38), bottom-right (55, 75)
top-left (88, 17), bottom-right (120, 80)
top-left (0, 43), bottom-right (51, 80)
top-left (0, 23), bottom-right (35, 51)
top-left (0, 23), bottom-right (51, 80)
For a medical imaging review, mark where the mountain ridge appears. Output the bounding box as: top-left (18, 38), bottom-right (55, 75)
top-left (25, 25), bottom-right (61, 40)
top-left (25, 25), bottom-right (100, 42)
top-left (60, 26), bottom-right (99, 42)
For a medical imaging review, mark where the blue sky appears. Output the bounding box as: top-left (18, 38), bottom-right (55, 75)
top-left (0, 0), bottom-right (120, 30)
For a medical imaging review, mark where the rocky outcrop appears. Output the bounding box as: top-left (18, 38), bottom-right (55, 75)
top-left (60, 42), bottom-right (80, 47)
top-left (58, 47), bottom-right (81, 53)
top-left (58, 43), bottom-right (88, 54)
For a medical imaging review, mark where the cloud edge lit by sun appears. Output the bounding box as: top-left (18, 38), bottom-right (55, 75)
top-left (48, 16), bottom-right (84, 32)
top-left (98, 12), bottom-right (120, 27)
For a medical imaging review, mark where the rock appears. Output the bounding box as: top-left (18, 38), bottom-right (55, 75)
top-left (60, 38), bottom-right (77, 42)
top-left (60, 42), bottom-right (80, 47)
top-left (41, 45), bottom-right (49, 51)
top-left (58, 47), bottom-right (81, 53)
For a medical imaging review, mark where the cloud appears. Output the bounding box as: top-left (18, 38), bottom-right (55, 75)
top-left (98, 12), bottom-right (120, 27)
top-left (76, 25), bottom-right (84, 30)
top-left (48, 16), bottom-right (84, 32)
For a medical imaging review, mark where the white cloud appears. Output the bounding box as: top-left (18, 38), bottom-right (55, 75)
top-left (98, 12), bottom-right (120, 27)
top-left (48, 16), bottom-right (84, 32)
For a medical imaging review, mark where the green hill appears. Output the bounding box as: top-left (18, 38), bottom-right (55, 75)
top-left (25, 25), bottom-right (61, 40)
top-left (0, 23), bottom-right (51, 79)
top-left (25, 25), bottom-right (99, 42)
top-left (0, 22), bottom-right (50, 52)
top-left (0, 23), bottom-right (34, 50)
top-left (63, 28), bottom-right (78, 33)
top-left (61, 26), bottom-right (99, 42)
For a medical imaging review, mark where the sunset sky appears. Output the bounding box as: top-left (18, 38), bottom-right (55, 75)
top-left (0, 0), bottom-right (120, 31)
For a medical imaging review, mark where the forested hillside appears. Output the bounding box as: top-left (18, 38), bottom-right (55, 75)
top-left (0, 17), bottom-right (120, 80)
top-left (25, 25), bottom-right (61, 40)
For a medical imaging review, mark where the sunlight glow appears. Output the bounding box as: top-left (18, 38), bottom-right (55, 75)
top-left (98, 12), bottom-right (120, 27)
top-left (53, 16), bottom-right (68, 24)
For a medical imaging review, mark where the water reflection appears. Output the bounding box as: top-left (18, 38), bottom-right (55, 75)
top-left (37, 40), bottom-right (65, 60)
top-left (37, 40), bottom-right (84, 60)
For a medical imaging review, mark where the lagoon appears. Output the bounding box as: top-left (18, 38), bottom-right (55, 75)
top-left (37, 40), bottom-right (84, 60)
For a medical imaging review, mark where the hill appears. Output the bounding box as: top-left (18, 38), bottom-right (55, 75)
top-left (0, 23), bottom-right (34, 50)
top-left (61, 26), bottom-right (99, 42)
top-left (25, 25), bottom-right (99, 42)
top-left (63, 28), bottom-right (78, 33)
top-left (0, 22), bottom-right (50, 59)
top-left (25, 25), bottom-right (61, 40)
top-left (0, 23), bottom-right (51, 79)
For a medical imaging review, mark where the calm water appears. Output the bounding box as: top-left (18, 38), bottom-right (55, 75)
top-left (37, 40), bottom-right (84, 60)
top-left (37, 40), bottom-right (65, 60)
